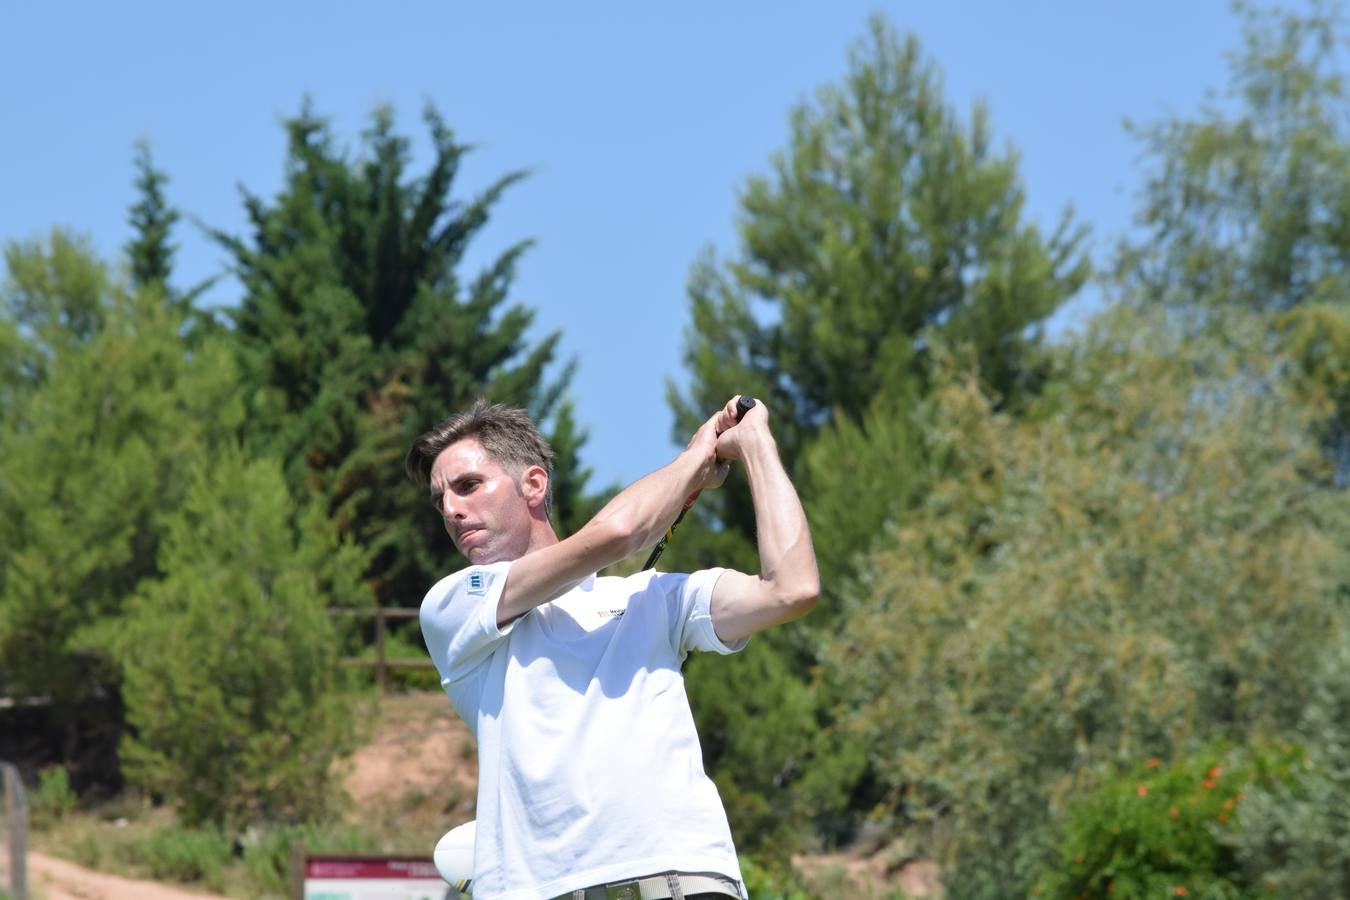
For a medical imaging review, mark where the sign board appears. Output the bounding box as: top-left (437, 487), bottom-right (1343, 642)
top-left (302, 855), bottom-right (456, 900)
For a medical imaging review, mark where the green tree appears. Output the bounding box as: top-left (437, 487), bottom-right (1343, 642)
top-left (1120, 2), bottom-right (1350, 314)
top-left (798, 394), bottom-right (927, 598)
top-left (0, 152), bottom-right (252, 781)
top-left (1117, 1), bottom-right (1350, 470)
top-left (2, 229), bottom-right (109, 380)
top-left (113, 449), bottom-right (367, 828)
top-left (0, 315), bottom-right (32, 419)
top-left (669, 13), bottom-right (1088, 855)
top-left (0, 242), bottom-right (243, 769)
top-left (670, 13), bottom-right (1087, 568)
top-left (548, 398), bottom-right (605, 535)
top-left (125, 140), bottom-right (180, 295)
top-left (1, 147), bottom-right (378, 834)
top-left (212, 103), bottom-right (594, 608)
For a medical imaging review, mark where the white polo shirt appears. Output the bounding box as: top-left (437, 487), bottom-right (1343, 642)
top-left (420, 563), bottom-right (747, 900)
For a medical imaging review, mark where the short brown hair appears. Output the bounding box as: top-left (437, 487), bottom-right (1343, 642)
top-left (405, 399), bottom-right (555, 509)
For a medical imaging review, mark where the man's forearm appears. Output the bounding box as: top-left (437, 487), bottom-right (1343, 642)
top-left (740, 436), bottom-right (819, 606)
top-left (496, 447), bottom-right (713, 624)
top-left (588, 448), bottom-right (714, 561)
top-left (706, 430), bottom-right (819, 642)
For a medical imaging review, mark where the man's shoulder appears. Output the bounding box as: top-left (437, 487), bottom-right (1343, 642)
top-left (421, 567), bottom-right (468, 610)
top-left (420, 561), bottom-right (511, 619)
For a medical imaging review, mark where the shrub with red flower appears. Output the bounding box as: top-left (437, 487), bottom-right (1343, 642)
top-left (1032, 743), bottom-right (1304, 900)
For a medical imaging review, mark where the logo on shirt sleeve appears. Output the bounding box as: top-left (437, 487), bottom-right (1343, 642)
top-left (467, 570), bottom-right (489, 595)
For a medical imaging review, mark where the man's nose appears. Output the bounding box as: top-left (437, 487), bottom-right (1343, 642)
top-left (439, 493), bottom-right (466, 521)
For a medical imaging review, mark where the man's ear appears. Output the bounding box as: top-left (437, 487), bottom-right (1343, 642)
top-left (521, 465), bottom-right (550, 511)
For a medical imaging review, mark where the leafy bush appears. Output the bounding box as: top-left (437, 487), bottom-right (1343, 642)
top-left (739, 854), bottom-right (812, 900)
top-left (1033, 743), bottom-right (1305, 900)
top-left (119, 824), bottom-right (232, 889)
top-left (32, 766), bottom-right (77, 826)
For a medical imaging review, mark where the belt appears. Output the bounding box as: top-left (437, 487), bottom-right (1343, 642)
top-left (558, 871), bottom-right (741, 900)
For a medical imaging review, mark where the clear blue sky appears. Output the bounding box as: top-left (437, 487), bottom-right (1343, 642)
top-left (2, 1), bottom-right (1243, 488)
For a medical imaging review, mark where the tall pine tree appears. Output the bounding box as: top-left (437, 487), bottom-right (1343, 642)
top-left (669, 13), bottom-right (1087, 574)
top-left (666, 14), bottom-right (1089, 857)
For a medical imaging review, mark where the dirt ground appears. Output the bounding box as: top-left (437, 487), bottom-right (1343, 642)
top-left (344, 691), bottom-right (477, 819)
top-left (27, 850), bottom-right (229, 900)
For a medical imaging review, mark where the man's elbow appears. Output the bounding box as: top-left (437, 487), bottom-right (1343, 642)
top-left (775, 574), bottom-right (820, 620)
top-left (585, 510), bottom-right (643, 559)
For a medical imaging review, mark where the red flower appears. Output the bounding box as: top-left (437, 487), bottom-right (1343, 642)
top-left (1136, 783), bottom-right (1149, 797)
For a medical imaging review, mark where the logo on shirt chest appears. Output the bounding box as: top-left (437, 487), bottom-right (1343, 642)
top-left (596, 608), bottom-right (626, 620)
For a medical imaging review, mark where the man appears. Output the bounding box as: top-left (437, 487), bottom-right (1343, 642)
top-left (408, 396), bottom-right (818, 900)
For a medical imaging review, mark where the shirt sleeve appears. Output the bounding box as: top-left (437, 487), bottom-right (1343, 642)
top-left (663, 567), bottom-right (748, 657)
top-left (419, 560), bottom-right (514, 684)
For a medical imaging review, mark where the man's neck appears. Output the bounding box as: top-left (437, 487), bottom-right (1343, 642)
top-left (523, 520), bottom-right (560, 556)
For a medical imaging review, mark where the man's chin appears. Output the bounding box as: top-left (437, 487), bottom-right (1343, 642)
top-left (464, 545), bottom-right (502, 565)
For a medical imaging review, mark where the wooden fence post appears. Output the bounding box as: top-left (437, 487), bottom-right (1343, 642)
top-left (328, 607), bottom-right (435, 692)
top-left (1, 761), bottom-right (27, 900)
top-left (374, 608), bottom-right (387, 693)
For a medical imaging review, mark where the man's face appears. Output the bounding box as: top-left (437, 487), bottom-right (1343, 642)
top-left (428, 437), bottom-right (534, 564)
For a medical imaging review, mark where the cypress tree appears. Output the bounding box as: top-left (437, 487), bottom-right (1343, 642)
top-left (212, 103), bottom-right (595, 607)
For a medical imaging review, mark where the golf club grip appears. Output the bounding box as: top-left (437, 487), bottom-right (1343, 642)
top-left (641, 396), bottom-right (758, 570)
top-left (735, 395), bottom-right (756, 421)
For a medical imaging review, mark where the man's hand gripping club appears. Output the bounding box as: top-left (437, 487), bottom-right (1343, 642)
top-left (642, 395), bottom-right (756, 570)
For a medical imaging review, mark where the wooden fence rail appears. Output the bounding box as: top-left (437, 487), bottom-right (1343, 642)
top-left (327, 607), bottom-right (436, 692)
